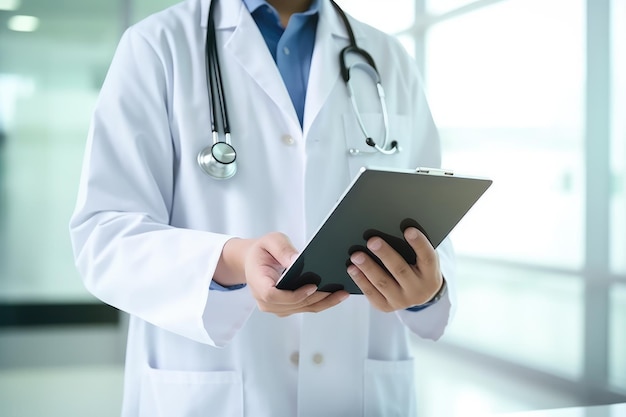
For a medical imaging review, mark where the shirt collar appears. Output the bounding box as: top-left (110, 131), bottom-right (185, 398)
top-left (242, 0), bottom-right (321, 17)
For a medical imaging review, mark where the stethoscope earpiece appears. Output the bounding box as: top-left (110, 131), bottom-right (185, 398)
top-left (364, 137), bottom-right (399, 155)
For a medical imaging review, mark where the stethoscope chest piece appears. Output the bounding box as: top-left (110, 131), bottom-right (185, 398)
top-left (197, 142), bottom-right (237, 179)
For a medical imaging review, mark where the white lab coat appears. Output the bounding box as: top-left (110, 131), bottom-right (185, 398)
top-left (69, 0), bottom-right (456, 416)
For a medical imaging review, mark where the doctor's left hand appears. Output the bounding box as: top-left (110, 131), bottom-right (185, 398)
top-left (218, 233), bottom-right (350, 317)
top-left (347, 227), bottom-right (443, 312)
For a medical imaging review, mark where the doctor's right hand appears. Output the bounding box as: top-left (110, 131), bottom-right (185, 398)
top-left (218, 233), bottom-right (350, 317)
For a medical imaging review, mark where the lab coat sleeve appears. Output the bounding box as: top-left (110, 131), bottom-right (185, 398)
top-left (69, 26), bottom-right (256, 348)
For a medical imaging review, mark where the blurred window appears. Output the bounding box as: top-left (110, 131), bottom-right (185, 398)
top-left (0, 1), bottom-right (121, 302)
top-left (426, 0), bottom-right (481, 15)
top-left (610, 0), bottom-right (625, 275)
top-left (134, 0), bottom-right (180, 24)
top-left (421, 0), bottom-right (624, 397)
top-left (425, 0), bottom-right (585, 269)
top-left (0, 0), bottom-right (184, 303)
top-left (609, 0), bottom-right (625, 395)
top-left (445, 259), bottom-right (584, 378)
top-left (339, 0), bottom-right (415, 34)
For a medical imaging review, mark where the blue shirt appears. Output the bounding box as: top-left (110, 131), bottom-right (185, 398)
top-left (244, 0), bottom-right (320, 126)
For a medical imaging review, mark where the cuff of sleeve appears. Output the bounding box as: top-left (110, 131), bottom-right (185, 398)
top-left (210, 280), bottom-right (247, 291)
top-left (203, 285), bottom-right (256, 347)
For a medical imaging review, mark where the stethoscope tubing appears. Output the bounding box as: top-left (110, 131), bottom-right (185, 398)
top-left (207, 0), bottom-right (232, 145)
top-left (344, 62), bottom-right (395, 155)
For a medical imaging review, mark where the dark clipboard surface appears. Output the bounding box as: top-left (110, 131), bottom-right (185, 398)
top-left (276, 167), bottom-right (493, 294)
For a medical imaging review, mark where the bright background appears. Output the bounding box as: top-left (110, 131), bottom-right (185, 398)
top-left (0, 0), bottom-right (624, 416)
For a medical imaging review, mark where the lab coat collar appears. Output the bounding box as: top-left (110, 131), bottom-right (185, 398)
top-left (214, 0), bottom-right (301, 129)
top-left (318, 0), bottom-right (365, 42)
top-left (303, 0), bottom-right (366, 134)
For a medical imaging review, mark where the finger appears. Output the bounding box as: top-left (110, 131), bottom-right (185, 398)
top-left (403, 227), bottom-right (439, 273)
top-left (365, 236), bottom-right (417, 288)
top-left (258, 288), bottom-right (345, 315)
top-left (245, 233), bottom-right (299, 289)
top-left (303, 290), bottom-right (349, 312)
top-left (350, 250), bottom-right (400, 296)
top-left (277, 290), bottom-right (350, 316)
top-left (403, 228), bottom-right (443, 299)
top-left (256, 283), bottom-right (319, 307)
top-left (347, 264), bottom-right (390, 311)
top-left (259, 232), bottom-right (300, 269)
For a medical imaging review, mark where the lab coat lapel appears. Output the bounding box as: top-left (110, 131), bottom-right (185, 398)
top-left (302, 1), bottom-right (351, 136)
top-left (213, 0), bottom-right (300, 128)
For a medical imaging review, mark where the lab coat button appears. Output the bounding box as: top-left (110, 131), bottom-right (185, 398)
top-left (282, 134), bottom-right (295, 145)
top-left (312, 353), bottom-right (323, 365)
top-left (290, 351), bottom-right (299, 366)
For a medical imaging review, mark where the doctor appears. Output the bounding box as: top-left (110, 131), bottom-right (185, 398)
top-left (70, 0), bottom-right (456, 416)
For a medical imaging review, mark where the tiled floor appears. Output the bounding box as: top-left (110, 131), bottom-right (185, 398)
top-left (0, 337), bottom-right (584, 417)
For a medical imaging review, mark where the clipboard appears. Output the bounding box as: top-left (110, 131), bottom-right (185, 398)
top-left (275, 166), bottom-right (492, 294)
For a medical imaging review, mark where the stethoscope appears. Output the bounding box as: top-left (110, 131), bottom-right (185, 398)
top-left (197, 0), bottom-right (399, 179)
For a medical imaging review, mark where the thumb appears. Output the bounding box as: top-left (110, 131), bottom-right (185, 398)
top-left (261, 232), bottom-right (299, 268)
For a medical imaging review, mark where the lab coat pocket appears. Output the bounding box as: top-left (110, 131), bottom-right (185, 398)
top-left (342, 113), bottom-right (412, 179)
top-left (139, 366), bottom-right (243, 417)
top-left (363, 358), bottom-right (417, 417)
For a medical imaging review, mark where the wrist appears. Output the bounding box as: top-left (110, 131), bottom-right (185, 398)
top-left (214, 237), bottom-right (255, 287)
top-left (406, 277), bottom-right (447, 312)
